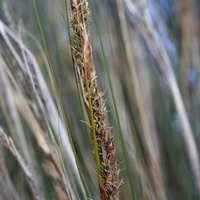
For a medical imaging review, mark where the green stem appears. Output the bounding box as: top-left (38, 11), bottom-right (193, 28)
top-left (90, 1), bottom-right (137, 199)
top-left (83, 58), bottom-right (103, 198)
top-left (32, 0), bottom-right (90, 198)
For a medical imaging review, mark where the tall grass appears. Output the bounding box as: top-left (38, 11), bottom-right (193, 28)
top-left (0, 0), bottom-right (200, 199)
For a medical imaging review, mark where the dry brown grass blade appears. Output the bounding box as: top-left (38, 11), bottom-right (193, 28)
top-left (115, 1), bottom-right (167, 199)
top-left (180, 0), bottom-right (190, 101)
top-left (0, 20), bottom-right (82, 184)
top-left (0, 127), bottom-right (44, 200)
top-left (124, 0), bottom-right (200, 194)
top-left (15, 92), bottom-right (73, 200)
top-left (0, 20), bottom-right (79, 199)
top-left (0, 51), bottom-right (33, 172)
top-left (106, 17), bottom-right (157, 199)
top-left (0, 54), bottom-right (74, 199)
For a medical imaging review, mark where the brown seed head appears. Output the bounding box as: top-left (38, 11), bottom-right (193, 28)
top-left (70, 0), bottom-right (78, 10)
top-left (83, 31), bottom-right (92, 79)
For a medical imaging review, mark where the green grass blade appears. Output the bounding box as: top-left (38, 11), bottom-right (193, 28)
top-left (32, 0), bottom-right (90, 198)
top-left (89, 1), bottom-right (137, 199)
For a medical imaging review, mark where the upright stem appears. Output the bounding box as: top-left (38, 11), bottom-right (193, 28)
top-left (69, 0), bottom-right (121, 199)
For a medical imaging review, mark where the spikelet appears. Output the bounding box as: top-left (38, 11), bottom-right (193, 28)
top-left (69, 0), bottom-right (121, 199)
top-left (83, 31), bottom-right (92, 79)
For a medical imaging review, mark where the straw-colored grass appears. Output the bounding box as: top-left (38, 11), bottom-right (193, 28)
top-left (1, 0), bottom-right (200, 199)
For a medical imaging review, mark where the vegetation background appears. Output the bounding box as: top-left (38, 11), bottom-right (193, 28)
top-left (0, 0), bottom-right (200, 199)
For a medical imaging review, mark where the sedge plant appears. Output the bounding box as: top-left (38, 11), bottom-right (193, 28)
top-left (69, 0), bottom-right (121, 199)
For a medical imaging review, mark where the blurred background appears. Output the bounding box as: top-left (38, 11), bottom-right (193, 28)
top-left (0, 0), bottom-right (200, 199)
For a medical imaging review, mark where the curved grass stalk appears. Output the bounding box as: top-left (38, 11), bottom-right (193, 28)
top-left (124, 0), bottom-right (200, 194)
top-left (115, 1), bottom-right (167, 199)
top-left (31, 0), bottom-right (89, 198)
top-left (0, 128), bottom-right (44, 200)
